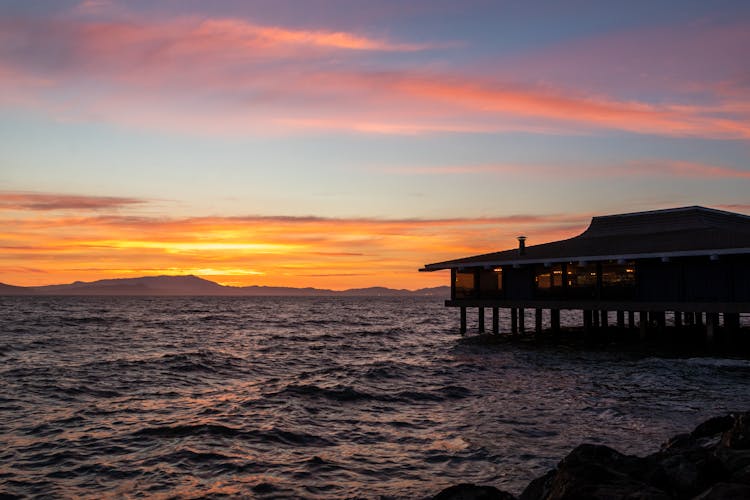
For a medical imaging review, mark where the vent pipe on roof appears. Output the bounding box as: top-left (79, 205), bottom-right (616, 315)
top-left (517, 236), bottom-right (527, 255)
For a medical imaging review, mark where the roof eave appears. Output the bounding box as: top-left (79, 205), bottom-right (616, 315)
top-left (421, 247), bottom-right (750, 271)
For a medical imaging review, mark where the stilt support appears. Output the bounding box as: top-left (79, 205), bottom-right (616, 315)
top-left (706, 312), bottom-right (718, 344)
top-left (639, 311), bottom-right (648, 339)
top-left (583, 310), bottom-right (593, 334)
top-left (519, 308), bottom-right (525, 333)
top-left (492, 307), bottom-right (499, 334)
top-left (478, 307), bottom-right (485, 333)
top-left (511, 308), bottom-right (518, 335)
top-left (725, 312), bottom-right (740, 332)
top-left (551, 309), bottom-right (560, 333)
top-left (535, 308), bottom-right (543, 334)
top-left (460, 307), bottom-right (467, 335)
top-left (616, 310), bottom-right (625, 328)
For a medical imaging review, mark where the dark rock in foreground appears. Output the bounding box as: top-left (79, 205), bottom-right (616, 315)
top-left (432, 411), bottom-right (750, 500)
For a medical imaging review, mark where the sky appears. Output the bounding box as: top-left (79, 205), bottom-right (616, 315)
top-left (1, 0), bottom-right (749, 289)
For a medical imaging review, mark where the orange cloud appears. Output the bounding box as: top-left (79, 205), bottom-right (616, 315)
top-left (0, 199), bottom-right (592, 289)
top-left (191, 18), bottom-right (429, 52)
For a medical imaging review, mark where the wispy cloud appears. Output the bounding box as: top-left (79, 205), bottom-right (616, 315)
top-left (628, 161), bottom-right (750, 179)
top-left (382, 160), bottom-right (750, 179)
top-left (1, 14), bottom-right (748, 139)
top-left (0, 192), bottom-right (146, 211)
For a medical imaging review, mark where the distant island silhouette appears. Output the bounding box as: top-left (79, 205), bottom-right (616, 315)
top-left (0, 275), bottom-right (449, 297)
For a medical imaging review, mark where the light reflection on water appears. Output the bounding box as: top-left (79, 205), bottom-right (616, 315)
top-left (1, 296), bottom-right (749, 498)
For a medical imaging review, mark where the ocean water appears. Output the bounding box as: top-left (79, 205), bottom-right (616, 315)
top-left (1, 296), bottom-right (749, 499)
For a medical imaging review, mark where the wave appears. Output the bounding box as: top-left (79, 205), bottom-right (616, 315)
top-left (683, 357), bottom-right (750, 369)
top-left (269, 383), bottom-right (472, 404)
top-left (133, 423), bottom-right (334, 447)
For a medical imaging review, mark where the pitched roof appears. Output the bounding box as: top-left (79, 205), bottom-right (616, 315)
top-left (421, 206), bottom-right (750, 271)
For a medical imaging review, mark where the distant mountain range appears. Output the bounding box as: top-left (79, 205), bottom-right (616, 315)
top-left (0, 275), bottom-right (450, 297)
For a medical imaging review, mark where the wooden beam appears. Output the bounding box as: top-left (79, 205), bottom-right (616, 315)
top-left (551, 309), bottom-right (560, 333)
top-left (639, 311), bottom-right (648, 339)
top-left (535, 308), bottom-right (543, 334)
top-left (460, 307), bottom-right (467, 335)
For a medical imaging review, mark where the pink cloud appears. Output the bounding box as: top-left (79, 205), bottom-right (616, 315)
top-left (381, 160), bottom-right (750, 180)
top-left (0, 15), bottom-right (748, 139)
top-left (628, 161), bottom-right (750, 179)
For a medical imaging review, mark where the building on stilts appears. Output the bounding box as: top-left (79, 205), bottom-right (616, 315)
top-left (420, 206), bottom-right (750, 341)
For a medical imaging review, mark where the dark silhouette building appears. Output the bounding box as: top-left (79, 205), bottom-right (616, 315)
top-left (421, 206), bottom-right (750, 337)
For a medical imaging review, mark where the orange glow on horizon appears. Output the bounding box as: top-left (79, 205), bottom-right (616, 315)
top-left (0, 197), bottom-right (590, 289)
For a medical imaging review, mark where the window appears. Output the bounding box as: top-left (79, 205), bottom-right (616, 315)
top-left (601, 261), bottom-right (636, 287)
top-left (535, 264), bottom-right (563, 290)
top-left (455, 271), bottom-right (476, 299)
top-left (494, 267), bottom-right (503, 290)
top-left (567, 263), bottom-right (597, 288)
top-left (479, 267), bottom-right (503, 297)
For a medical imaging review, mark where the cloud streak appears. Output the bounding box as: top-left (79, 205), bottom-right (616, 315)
top-left (0, 192), bottom-right (146, 211)
top-left (382, 160), bottom-right (750, 179)
top-left (1, 14), bottom-right (748, 139)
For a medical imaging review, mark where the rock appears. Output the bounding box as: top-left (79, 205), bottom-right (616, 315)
top-left (539, 444), bottom-right (669, 500)
top-left (694, 481), bottom-right (750, 499)
top-left (722, 412), bottom-right (750, 449)
top-left (729, 463), bottom-right (750, 485)
top-left (691, 414), bottom-right (735, 440)
top-left (715, 448), bottom-right (750, 475)
top-left (645, 446), bottom-right (728, 498)
top-left (660, 432), bottom-right (693, 452)
top-left (434, 412), bottom-right (750, 500)
top-left (432, 483), bottom-right (516, 500)
top-left (519, 469), bottom-right (555, 500)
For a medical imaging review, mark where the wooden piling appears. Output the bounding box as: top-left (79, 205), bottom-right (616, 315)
top-left (551, 309), bottom-right (560, 333)
top-left (535, 308), bottom-right (542, 334)
top-left (725, 312), bottom-right (740, 332)
top-left (492, 307), bottom-right (499, 334)
top-left (583, 310), bottom-right (593, 334)
top-left (460, 306), bottom-right (467, 335)
top-left (706, 312), bottom-right (717, 344)
top-left (478, 307), bottom-right (485, 333)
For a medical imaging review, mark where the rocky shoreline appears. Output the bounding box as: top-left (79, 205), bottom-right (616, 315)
top-left (433, 411), bottom-right (750, 499)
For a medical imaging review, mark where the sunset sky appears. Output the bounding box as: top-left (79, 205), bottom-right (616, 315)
top-left (2, 0), bottom-right (749, 289)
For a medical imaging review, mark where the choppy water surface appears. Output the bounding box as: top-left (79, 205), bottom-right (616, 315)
top-left (2, 297), bottom-right (750, 498)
